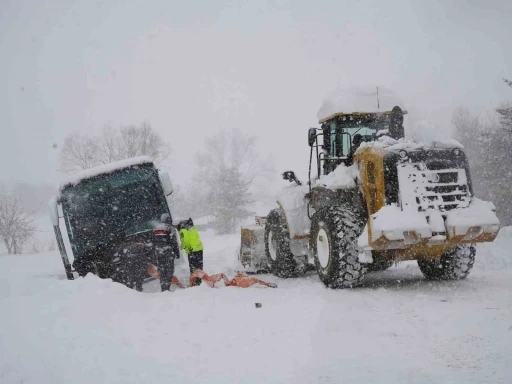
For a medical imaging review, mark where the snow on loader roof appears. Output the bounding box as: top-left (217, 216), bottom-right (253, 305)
top-left (317, 86), bottom-right (408, 123)
top-left (59, 156), bottom-right (154, 191)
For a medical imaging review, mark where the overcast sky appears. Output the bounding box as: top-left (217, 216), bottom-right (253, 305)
top-left (1, 0), bottom-right (511, 188)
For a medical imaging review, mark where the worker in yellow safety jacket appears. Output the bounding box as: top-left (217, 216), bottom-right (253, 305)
top-left (177, 218), bottom-right (204, 285)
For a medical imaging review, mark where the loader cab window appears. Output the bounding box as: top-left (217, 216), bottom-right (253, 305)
top-left (322, 114), bottom-right (389, 174)
top-left (342, 127), bottom-right (374, 155)
top-left (322, 121), bottom-right (344, 174)
top-left (329, 121), bottom-right (341, 157)
top-left (339, 114), bottom-right (390, 153)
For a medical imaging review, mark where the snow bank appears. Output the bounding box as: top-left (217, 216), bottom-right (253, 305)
top-left (477, 226), bottom-right (512, 270)
top-left (370, 205), bottom-right (431, 242)
top-left (316, 164), bottom-right (359, 190)
top-left (276, 184), bottom-right (310, 238)
top-left (59, 156), bottom-right (154, 191)
top-left (1, 227), bottom-right (512, 383)
top-left (317, 86), bottom-right (406, 123)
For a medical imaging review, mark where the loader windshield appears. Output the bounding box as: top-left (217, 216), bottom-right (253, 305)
top-left (322, 114), bottom-right (391, 173)
top-left (328, 114), bottom-right (391, 154)
top-left (61, 164), bottom-right (167, 249)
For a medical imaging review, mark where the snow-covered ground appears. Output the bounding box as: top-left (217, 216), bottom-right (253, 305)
top-left (1, 228), bottom-right (511, 383)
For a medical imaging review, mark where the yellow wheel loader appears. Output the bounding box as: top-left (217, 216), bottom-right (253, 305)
top-left (240, 88), bottom-right (501, 287)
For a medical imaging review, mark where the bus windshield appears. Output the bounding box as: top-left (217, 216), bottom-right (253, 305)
top-left (61, 165), bottom-right (167, 247)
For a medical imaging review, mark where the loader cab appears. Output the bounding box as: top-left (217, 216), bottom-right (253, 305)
top-left (320, 113), bottom-right (387, 175)
top-left (309, 108), bottom-right (406, 177)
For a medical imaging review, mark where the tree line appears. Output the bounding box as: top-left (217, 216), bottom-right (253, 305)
top-left (1, 122), bottom-right (270, 254)
top-left (2, 80), bottom-right (510, 254)
top-left (60, 122), bottom-right (272, 236)
top-left (452, 78), bottom-right (512, 226)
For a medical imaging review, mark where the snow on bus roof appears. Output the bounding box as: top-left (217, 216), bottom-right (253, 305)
top-left (317, 86), bottom-right (407, 123)
top-left (59, 156), bottom-right (154, 191)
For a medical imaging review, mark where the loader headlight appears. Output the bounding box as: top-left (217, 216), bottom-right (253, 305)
top-left (463, 226), bottom-right (483, 240)
top-left (399, 150), bottom-right (407, 159)
top-left (453, 148), bottom-right (461, 156)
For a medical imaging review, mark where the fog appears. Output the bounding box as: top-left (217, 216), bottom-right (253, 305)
top-left (1, 0), bottom-right (511, 188)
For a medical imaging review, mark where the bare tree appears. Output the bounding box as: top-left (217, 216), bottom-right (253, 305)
top-left (60, 133), bottom-right (99, 173)
top-left (118, 122), bottom-right (170, 162)
top-left (0, 193), bottom-right (38, 254)
top-left (452, 105), bottom-right (512, 226)
top-left (28, 238), bottom-right (57, 254)
top-left (167, 184), bottom-right (209, 222)
top-left (196, 128), bottom-right (273, 188)
top-left (60, 122), bottom-right (171, 173)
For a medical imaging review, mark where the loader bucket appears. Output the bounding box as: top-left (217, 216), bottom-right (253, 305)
top-left (238, 216), bottom-right (269, 274)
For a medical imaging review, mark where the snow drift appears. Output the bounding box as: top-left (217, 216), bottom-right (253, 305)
top-left (59, 156), bottom-right (154, 190)
top-left (316, 164), bottom-right (359, 190)
top-left (317, 86), bottom-right (406, 122)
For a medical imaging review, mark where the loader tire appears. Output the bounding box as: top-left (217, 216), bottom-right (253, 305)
top-left (418, 244), bottom-right (476, 281)
top-left (264, 208), bottom-right (305, 278)
top-left (311, 206), bottom-right (367, 288)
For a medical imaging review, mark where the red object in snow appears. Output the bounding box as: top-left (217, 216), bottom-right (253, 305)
top-left (146, 265), bottom-right (277, 289)
top-left (189, 269), bottom-right (277, 288)
top-left (147, 264), bottom-right (185, 289)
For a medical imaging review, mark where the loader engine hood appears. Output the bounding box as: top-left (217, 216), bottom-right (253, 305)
top-left (365, 144), bottom-right (500, 249)
top-left (383, 146), bottom-right (473, 210)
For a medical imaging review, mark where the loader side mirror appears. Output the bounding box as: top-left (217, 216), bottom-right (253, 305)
top-left (389, 106), bottom-right (405, 140)
top-left (158, 170), bottom-right (173, 196)
top-left (308, 128), bottom-right (317, 147)
top-left (48, 195), bottom-right (59, 226)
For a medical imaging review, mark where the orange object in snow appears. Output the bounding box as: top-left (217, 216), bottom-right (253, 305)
top-left (189, 269), bottom-right (277, 288)
top-left (147, 264), bottom-right (185, 289)
top-left (147, 265), bottom-right (277, 289)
